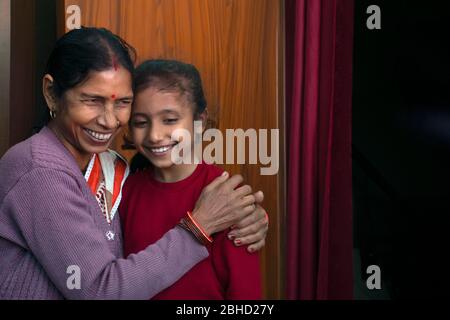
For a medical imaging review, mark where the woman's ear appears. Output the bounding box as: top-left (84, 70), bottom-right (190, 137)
top-left (42, 74), bottom-right (58, 113)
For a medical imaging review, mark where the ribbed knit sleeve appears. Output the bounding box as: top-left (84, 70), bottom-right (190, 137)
top-left (2, 167), bottom-right (209, 299)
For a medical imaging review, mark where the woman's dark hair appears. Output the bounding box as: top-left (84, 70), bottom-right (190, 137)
top-left (128, 59), bottom-right (208, 173)
top-left (45, 27), bottom-right (136, 100)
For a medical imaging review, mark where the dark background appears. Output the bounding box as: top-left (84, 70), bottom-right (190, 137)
top-left (353, 0), bottom-right (450, 298)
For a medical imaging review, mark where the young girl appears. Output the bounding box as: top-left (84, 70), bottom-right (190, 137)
top-left (119, 60), bottom-right (262, 299)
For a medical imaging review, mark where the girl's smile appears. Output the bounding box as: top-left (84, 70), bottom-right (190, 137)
top-left (146, 141), bottom-right (179, 157)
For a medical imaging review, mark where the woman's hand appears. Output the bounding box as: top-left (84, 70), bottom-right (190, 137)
top-left (227, 191), bottom-right (269, 253)
top-left (191, 172), bottom-right (257, 236)
top-left (191, 172), bottom-right (269, 253)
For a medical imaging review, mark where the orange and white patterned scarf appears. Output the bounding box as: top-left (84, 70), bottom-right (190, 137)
top-left (84, 151), bottom-right (129, 224)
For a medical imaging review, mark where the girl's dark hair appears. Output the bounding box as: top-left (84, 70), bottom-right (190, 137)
top-left (45, 27), bottom-right (136, 100)
top-left (129, 59), bottom-right (208, 173)
top-left (134, 59), bottom-right (207, 116)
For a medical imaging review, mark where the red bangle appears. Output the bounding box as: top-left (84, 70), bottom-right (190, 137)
top-left (178, 211), bottom-right (213, 246)
top-left (186, 211), bottom-right (213, 243)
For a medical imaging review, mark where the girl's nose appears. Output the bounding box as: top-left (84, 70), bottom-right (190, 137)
top-left (149, 123), bottom-right (164, 143)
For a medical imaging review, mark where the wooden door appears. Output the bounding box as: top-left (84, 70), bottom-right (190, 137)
top-left (60, 0), bottom-right (285, 299)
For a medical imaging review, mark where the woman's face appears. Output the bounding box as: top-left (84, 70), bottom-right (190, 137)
top-left (46, 67), bottom-right (133, 168)
top-left (130, 87), bottom-right (198, 170)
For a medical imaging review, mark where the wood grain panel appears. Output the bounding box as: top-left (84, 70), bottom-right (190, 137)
top-left (62, 0), bottom-right (284, 299)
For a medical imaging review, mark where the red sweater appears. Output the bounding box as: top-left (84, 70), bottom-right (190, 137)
top-left (119, 163), bottom-right (262, 300)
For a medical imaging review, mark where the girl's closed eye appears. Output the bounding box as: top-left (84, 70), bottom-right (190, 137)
top-left (163, 118), bottom-right (178, 125)
top-left (131, 117), bottom-right (149, 127)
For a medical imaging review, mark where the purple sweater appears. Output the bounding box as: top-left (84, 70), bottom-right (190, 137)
top-left (0, 127), bottom-right (208, 299)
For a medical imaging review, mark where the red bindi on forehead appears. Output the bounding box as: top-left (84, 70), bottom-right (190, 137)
top-left (111, 94), bottom-right (116, 100)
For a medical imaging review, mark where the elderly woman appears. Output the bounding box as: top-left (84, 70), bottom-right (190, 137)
top-left (0, 27), bottom-right (268, 300)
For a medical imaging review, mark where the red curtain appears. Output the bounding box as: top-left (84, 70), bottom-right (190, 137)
top-left (285, 0), bottom-right (354, 300)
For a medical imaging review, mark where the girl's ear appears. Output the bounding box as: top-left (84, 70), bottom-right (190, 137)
top-left (199, 108), bottom-right (209, 133)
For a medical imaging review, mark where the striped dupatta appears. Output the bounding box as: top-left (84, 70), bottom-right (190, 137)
top-left (84, 150), bottom-right (129, 224)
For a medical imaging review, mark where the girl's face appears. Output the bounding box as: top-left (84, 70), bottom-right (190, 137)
top-left (44, 67), bottom-right (133, 169)
top-left (131, 87), bottom-right (199, 170)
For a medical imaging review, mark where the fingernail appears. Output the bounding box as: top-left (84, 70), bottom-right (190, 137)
top-left (228, 233), bottom-right (235, 240)
top-left (248, 247), bottom-right (254, 253)
top-left (234, 239), bottom-right (241, 246)
top-left (222, 171), bottom-right (229, 177)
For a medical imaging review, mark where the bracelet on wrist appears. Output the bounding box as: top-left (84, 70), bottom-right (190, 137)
top-left (178, 211), bottom-right (213, 246)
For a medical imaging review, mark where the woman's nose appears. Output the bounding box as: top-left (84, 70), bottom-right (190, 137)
top-left (97, 106), bottom-right (119, 129)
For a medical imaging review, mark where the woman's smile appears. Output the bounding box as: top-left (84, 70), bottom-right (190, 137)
top-left (83, 128), bottom-right (114, 143)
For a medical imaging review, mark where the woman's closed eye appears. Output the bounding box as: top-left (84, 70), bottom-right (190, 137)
top-left (115, 99), bottom-right (133, 108)
top-left (82, 98), bottom-right (103, 106)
